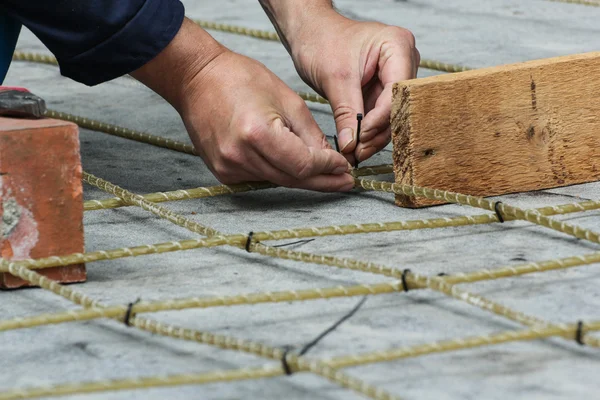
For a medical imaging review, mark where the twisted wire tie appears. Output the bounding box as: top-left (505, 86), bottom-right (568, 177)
top-left (494, 202), bottom-right (505, 223)
top-left (245, 232), bottom-right (255, 253)
top-left (576, 321), bottom-right (586, 345)
top-left (124, 298), bottom-right (141, 327)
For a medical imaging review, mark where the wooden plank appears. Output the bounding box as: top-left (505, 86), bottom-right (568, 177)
top-left (391, 52), bottom-right (600, 207)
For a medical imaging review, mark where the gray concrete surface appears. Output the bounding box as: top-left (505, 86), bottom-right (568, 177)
top-left (2, 1), bottom-right (600, 399)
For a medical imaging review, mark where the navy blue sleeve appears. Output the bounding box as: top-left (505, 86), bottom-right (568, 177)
top-left (1, 0), bottom-right (185, 86)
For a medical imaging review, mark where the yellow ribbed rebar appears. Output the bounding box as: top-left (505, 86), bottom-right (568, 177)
top-left (252, 244), bottom-right (600, 348)
top-left (548, 0), bottom-right (600, 6)
top-left (84, 182), bottom-right (276, 211)
top-left (2, 320), bottom-right (599, 400)
top-left (5, 248), bottom-right (600, 334)
top-left (189, 19), bottom-right (471, 73)
top-left (83, 163), bottom-right (394, 212)
top-left (45, 109), bottom-right (197, 155)
top-left (5, 195), bottom-right (600, 274)
top-left (326, 320), bottom-right (600, 369)
top-left (83, 172), bottom-right (218, 237)
top-left (2, 246), bottom-right (396, 400)
top-left (12, 51), bottom-right (58, 65)
top-left (5, 8), bottom-right (600, 400)
top-left (357, 178), bottom-right (600, 246)
top-left (1, 255), bottom-right (401, 400)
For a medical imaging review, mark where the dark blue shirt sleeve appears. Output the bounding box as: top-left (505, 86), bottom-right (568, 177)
top-left (1, 0), bottom-right (185, 86)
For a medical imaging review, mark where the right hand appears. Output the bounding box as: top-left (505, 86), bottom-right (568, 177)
top-left (177, 50), bottom-right (354, 192)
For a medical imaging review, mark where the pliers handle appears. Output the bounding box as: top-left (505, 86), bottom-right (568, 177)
top-left (0, 86), bottom-right (47, 118)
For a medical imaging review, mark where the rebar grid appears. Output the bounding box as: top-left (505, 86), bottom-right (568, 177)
top-left (2, 162), bottom-right (599, 398)
top-left (4, 7), bottom-right (600, 399)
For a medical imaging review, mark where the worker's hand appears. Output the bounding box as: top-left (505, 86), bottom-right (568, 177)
top-left (133, 18), bottom-right (352, 191)
top-left (288, 13), bottom-right (419, 165)
top-left (178, 50), bottom-right (354, 191)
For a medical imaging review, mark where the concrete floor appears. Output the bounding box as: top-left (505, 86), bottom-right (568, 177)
top-left (2, 0), bottom-right (600, 399)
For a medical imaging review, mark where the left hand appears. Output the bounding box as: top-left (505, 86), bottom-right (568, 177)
top-left (288, 12), bottom-right (420, 165)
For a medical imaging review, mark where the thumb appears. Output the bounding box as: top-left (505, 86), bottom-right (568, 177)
top-left (325, 76), bottom-right (364, 155)
top-left (284, 95), bottom-right (331, 150)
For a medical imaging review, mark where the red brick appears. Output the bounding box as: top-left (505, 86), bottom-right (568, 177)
top-left (0, 117), bottom-right (85, 289)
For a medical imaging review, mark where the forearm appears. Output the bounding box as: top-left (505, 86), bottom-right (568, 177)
top-left (258, 0), bottom-right (336, 52)
top-left (131, 17), bottom-right (226, 112)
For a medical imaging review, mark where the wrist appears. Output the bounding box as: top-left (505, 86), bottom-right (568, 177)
top-left (131, 17), bottom-right (227, 112)
top-left (259, 1), bottom-right (340, 53)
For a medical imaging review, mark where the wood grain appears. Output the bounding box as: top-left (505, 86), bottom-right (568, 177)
top-left (391, 52), bottom-right (600, 207)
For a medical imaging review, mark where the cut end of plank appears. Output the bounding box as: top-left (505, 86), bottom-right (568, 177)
top-left (392, 52), bottom-right (600, 208)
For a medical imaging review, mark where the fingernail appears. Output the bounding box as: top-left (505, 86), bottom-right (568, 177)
top-left (333, 164), bottom-right (350, 175)
top-left (338, 128), bottom-right (354, 151)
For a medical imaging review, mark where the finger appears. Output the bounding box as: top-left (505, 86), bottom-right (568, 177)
top-left (358, 83), bottom-right (395, 143)
top-left (285, 96), bottom-right (330, 150)
top-left (323, 70), bottom-right (365, 154)
top-left (244, 146), bottom-right (355, 192)
top-left (252, 118), bottom-right (351, 179)
top-left (362, 78), bottom-right (384, 117)
top-left (293, 173), bottom-right (355, 192)
top-left (414, 47), bottom-right (421, 77)
top-left (360, 42), bottom-right (416, 143)
top-left (355, 126), bottom-right (391, 163)
top-left (195, 136), bottom-right (265, 185)
top-left (341, 149), bottom-right (357, 168)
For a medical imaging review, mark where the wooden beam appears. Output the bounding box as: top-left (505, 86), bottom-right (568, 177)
top-left (391, 52), bottom-right (600, 207)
